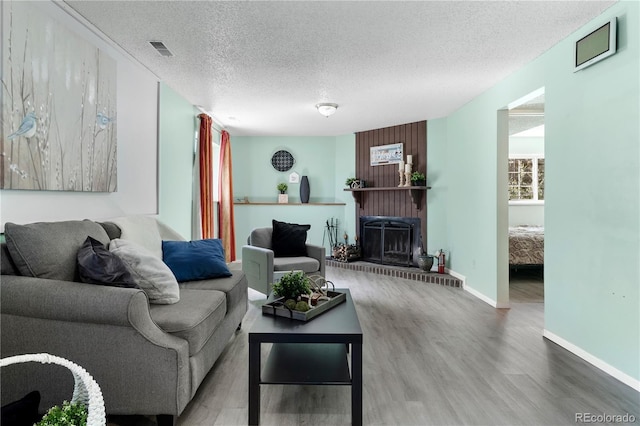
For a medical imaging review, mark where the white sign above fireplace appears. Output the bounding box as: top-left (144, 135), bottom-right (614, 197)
top-left (370, 143), bottom-right (403, 166)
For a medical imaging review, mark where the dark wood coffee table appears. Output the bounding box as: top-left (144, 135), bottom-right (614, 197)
top-left (248, 288), bottom-right (363, 425)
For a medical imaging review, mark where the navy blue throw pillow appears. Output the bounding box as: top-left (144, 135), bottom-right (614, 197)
top-left (162, 239), bottom-right (232, 282)
top-left (271, 219), bottom-right (311, 257)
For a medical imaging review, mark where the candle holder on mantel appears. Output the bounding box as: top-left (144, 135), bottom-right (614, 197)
top-left (403, 162), bottom-right (412, 187)
top-left (398, 169), bottom-right (405, 187)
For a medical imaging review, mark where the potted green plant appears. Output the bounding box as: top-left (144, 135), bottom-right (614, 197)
top-left (272, 271), bottom-right (311, 311)
top-left (345, 177), bottom-right (365, 188)
top-left (410, 171), bottom-right (426, 186)
top-left (277, 183), bottom-right (288, 203)
top-left (277, 183), bottom-right (288, 194)
top-left (37, 401), bottom-right (88, 426)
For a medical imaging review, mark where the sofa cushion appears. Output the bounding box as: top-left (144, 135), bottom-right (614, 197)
top-left (1, 243), bottom-right (19, 276)
top-left (98, 221), bottom-right (122, 240)
top-left (149, 289), bottom-right (227, 356)
top-left (77, 236), bottom-right (138, 288)
top-left (109, 238), bottom-right (180, 304)
top-left (179, 269), bottom-right (247, 313)
top-left (271, 220), bottom-right (310, 257)
top-left (162, 239), bottom-right (232, 282)
top-left (107, 216), bottom-right (163, 258)
top-left (273, 257), bottom-right (320, 274)
top-left (4, 220), bottom-right (110, 281)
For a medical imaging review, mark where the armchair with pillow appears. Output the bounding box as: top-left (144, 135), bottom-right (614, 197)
top-left (242, 219), bottom-right (325, 296)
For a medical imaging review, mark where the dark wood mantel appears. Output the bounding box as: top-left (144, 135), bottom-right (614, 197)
top-left (344, 186), bottom-right (431, 210)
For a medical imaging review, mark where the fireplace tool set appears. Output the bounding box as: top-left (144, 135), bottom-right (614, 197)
top-left (323, 218), bottom-right (361, 262)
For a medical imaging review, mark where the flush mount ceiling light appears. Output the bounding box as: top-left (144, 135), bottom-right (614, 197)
top-left (315, 103), bottom-right (338, 117)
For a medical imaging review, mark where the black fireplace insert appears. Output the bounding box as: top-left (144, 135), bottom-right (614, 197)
top-left (359, 216), bottom-right (421, 267)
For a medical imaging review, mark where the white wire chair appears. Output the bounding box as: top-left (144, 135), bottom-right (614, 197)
top-left (1, 353), bottom-right (106, 426)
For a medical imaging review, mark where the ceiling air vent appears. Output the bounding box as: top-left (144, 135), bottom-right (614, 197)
top-left (149, 41), bottom-right (173, 57)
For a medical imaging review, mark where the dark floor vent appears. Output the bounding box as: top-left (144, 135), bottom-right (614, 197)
top-left (149, 41), bottom-right (173, 57)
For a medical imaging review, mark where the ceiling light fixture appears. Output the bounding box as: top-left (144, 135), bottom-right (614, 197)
top-left (316, 103), bottom-right (338, 117)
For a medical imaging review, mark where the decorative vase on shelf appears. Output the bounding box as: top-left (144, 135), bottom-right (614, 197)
top-left (300, 175), bottom-right (310, 203)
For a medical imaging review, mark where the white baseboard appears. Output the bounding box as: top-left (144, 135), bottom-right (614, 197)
top-left (446, 268), bottom-right (465, 285)
top-left (543, 329), bottom-right (640, 392)
top-left (456, 271), bottom-right (509, 308)
top-left (464, 286), bottom-right (509, 309)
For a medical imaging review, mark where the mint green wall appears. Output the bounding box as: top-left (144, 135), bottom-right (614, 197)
top-left (158, 83), bottom-right (198, 239)
top-left (428, 1), bottom-right (639, 381)
top-left (334, 134), bottom-right (357, 241)
top-left (231, 135), bottom-right (356, 258)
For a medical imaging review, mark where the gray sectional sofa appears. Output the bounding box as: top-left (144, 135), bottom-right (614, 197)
top-left (0, 217), bottom-right (247, 425)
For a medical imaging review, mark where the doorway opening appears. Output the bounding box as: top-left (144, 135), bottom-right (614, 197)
top-left (502, 88), bottom-right (545, 304)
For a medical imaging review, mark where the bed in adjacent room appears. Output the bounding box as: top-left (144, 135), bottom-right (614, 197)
top-left (509, 225), bottom-right (544, 266)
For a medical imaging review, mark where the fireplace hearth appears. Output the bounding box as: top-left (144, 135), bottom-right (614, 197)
top-left (359, 216), bottom-right (421, 267)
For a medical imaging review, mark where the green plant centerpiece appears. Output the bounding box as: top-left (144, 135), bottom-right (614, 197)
top-left (272, 271), bottom-right (311, 311)
top-left (277, 183), bottom-right (288, 194)
top-left (37, 401), bottom-right (87, 426)
top-left (345, 177), bottom-right (357, 187)
top-left (410, 171), bottom-right (426, 186)
top-left (345, 177), bottom-right (365, 189)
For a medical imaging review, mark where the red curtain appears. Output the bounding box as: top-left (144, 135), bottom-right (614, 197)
top-left (218, 130), bottom-right (236, 261)
top-left (198, 114), bottom-right (214, 239)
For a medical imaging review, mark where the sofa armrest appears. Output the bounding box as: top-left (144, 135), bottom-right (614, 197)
top-left (3, 275), bottom-right (145, 325)
top-left (241, 245), bottom-right (274, 295)
top-left (306, 243), bottom-right (326, 277)
top-left (1, 275), bottom-right (190, 415)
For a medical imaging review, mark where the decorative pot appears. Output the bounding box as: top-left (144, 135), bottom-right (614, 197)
top-left (300, 175), bottom-right (310, 203)
top-left (278, 194), bottom-right (288, 204)
top-left (418, 255), bottom-right (434, 271)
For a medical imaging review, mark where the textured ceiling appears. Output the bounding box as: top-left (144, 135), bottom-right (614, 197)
top-left (62, 1), bottom-right (615, 136)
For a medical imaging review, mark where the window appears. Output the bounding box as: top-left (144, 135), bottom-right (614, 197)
top-left (509, 157), bottom-right (544, 203)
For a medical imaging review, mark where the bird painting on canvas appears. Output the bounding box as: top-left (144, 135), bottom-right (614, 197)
top-left (7, 112), bottom-right (37, 139)
top-left (96, 112), bottom-right (115, 130)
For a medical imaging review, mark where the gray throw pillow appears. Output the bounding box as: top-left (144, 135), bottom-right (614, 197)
top-left (4, 220), bottom-right (110, 281)
top-left (109, 238), bottom-right (180, 304)
top-left (77, 236), bottom-right (138, 288)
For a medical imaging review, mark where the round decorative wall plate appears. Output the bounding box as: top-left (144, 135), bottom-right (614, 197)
top-left (271, 150), bottom-right (295, 172)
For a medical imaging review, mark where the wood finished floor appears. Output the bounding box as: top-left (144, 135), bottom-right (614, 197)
top-left (109, 266), bottom-right (639, 426)
top-left (509, 266), bottom-right (544, 303)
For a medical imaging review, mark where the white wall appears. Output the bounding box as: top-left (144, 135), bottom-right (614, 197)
top-left (0, 1), bottom-right (159, 229)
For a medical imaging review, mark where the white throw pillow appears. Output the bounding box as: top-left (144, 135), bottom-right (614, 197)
top-left (109, 238), bottom-right (180, 304)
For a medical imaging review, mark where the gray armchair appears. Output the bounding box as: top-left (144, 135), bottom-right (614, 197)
top-left (242, 227), bottom-right (325, 296)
